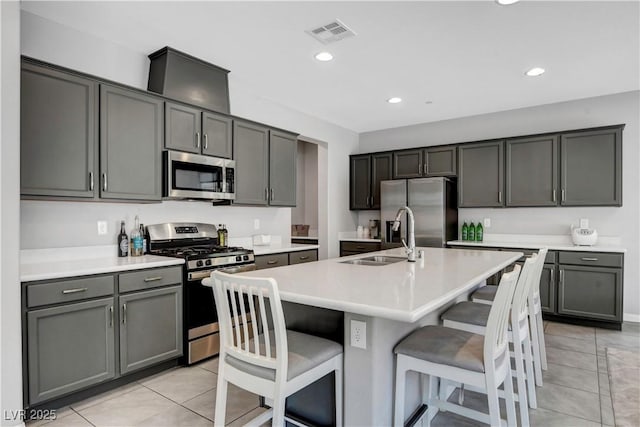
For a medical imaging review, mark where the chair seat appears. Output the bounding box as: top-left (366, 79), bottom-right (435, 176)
top-left (441, 301), bottom-right (491, 327)
top-left (226, 330), bottom-right (343, 381)
top-left (472, 285), bottom-right (497, 302)
top-left (394, 325), bottom-right (485, 373)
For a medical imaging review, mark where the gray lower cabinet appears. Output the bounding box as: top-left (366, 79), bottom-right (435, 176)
top-left (21, 62), bottom-right (98, 198)
top-left (506, 135), bottom-right (558, 207)
top-left (165, 102), bottom-right (233, 158)
top-left (539, 264), bottom-right (556, 313)
top-left (560, 127), bottom-right (622, 206)
top-left (269, 130), bottom-right (297, 206)
top-left (100, 85), bottom-right (163, 201)
top-left (458, 140), bottom-right (504, 207)
top-left (27, 297), bottom-right (116, 405)
top-left (255, 253), bottom-right (289, 270)
top-left (119, 286), bottom-right (183, 374)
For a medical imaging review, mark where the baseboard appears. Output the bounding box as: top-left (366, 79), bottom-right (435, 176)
top-left (623, 313), bottom-right (640, 323)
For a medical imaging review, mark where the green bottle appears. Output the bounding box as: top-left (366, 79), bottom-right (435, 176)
top-left (461, 222), bottom-right (468, 241)
top-left (476, 222), bottom-right (483, 242)
top-left (468, 222), bottom-right (476, 241)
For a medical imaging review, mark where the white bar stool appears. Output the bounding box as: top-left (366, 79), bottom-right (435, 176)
top-left (393, 265), bottom-right (521, 427)
top-left (204, 271), bottom-right (343, 426)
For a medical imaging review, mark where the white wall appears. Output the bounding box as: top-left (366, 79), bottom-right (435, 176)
top-left (1, 2), bottom-right (24, 425)
top-left (360, 91), bottom-right (640, 320)
top-left (291, 141), bottom-right (318, 234)
top-left (20, 10), bottom-right (359, 256)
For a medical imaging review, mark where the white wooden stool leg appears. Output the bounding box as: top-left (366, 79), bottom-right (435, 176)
top-left (485, 375), bottom-right (502, 427)
top-left (214, 378), bottom-right (228, 427)
top-left (502, 366), bottom-right (518, 427)
top-left (512, 335), bottom-right (531, 426)
top-left (272, 395), bottom-right (286, 426)
top-left (335, 366), bottom-right (343, 427)
top-left (393, 356), bottom-right (407, 427)
top-left (523, 329), bottom-right (538, 409)
top-left (536, 309), bottom-right (548, 370)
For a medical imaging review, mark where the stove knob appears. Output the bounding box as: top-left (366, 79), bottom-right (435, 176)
top-left (205, 259), bottom-right (212, 266)
top-left (243, 255), bottom-right (249, 261)
top-left (196, 260), bottom-right (204, 267)
top-left (236, 256), bottom-right (242, 262)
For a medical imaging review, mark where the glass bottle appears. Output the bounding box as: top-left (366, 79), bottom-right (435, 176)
top-left (468, 222), bottom-right (476, 242)
top-left (217, 224), bottom-right (227, 247)
top-left (130, 215), bottom-right (143, 257)
top-left (462, 222), bottom-right (468, 241)
top-left (118, 220), bottom-right (129, 257)
top-left (476, 222), bottom-right (483, 242)
top-left (140, 223), bottom-right (147, 254)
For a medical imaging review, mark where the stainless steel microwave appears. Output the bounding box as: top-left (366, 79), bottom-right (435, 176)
top-left (164, 151), bottom-right (235, 201)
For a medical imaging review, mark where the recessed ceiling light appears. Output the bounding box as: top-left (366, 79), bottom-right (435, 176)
top-left (495, 0), bottom-right (520, 5)
top-left (387, 97), bottom-right (402, 104)
top-left (314, 52), bottom-right (334, 62)
top-left (525, 67), bottom-right (546, 77)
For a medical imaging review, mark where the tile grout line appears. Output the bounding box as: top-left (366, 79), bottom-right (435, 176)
top-left (70, 408), bottom-right (96, 427)
top-left (136, 383), bottom-right (216, 425)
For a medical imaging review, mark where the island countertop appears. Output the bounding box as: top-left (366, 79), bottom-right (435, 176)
top-left (232, 247), bottom-right (522, 323)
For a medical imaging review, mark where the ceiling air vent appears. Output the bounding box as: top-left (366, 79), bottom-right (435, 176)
top-left (306, 19), bottom-right (357, 44)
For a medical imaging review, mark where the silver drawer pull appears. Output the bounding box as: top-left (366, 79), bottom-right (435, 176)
top-left (299, 256), bottom-right (309, 260)
top-left (356, 246), bottom-right (365, 250)
top-left (122, 303), bottom-right (127, 324)
top-left (89, 172), bottom-right (94, 191)
top-left (143, 276), bottom-right (163, 282)
top-left (581, 257), bottom-right (599, 261)
top-left (267, 260), bottom-right (278, 265)
top-left (62, 287), bottom-right (88, 294)
top-left (109, 306), bottom-right (114, 327)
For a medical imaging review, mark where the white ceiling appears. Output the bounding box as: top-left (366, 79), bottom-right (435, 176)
top-left (21, 1), bottom-right (640, 133)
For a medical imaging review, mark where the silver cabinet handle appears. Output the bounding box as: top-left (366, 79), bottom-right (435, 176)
top-left (265, 188), bottom-right (268, 201)
top-left (144, 276), bottom-right (163, 282)
top-left (356, 246), bottom-right (366, 250)
top-left (102, 173), bottom-right (107, 192)
top-left (581, 257), bottom-right (599, 261)
top-left (418, 163), bottom-right (422, 174)
top-left (561, 189), bottom-right (566, 202)
top-left (424, 163), bottom-right (427, 175)
top-left (299, 256), bottom-right (309, 260)
top-left (203, 134), bottom-right (208, 150)
top-left (195, 132), bottom-right (201, 149)
top-left (89, 172), bottom-right (94, 191)
top-left (552, 189), bottom-right (556, 202)
top-left (559, 269), bottom-right (564, 285)
top-left (122, 303), bottom-right (127, 324)
top-left (370, 195), bottom-right (374, 206)
top-left (267, 260), bottom-right (278, 265)
top-left (62, 287), bottom-right (88, 294)
top-left (498, 191), bottom-right (502, 203)
top-left (270, 188), bottom-right (274, 201)
top-left (550, 269), bottom-right (554, 285)
top-left (109, 306), bottom-right (114, 327)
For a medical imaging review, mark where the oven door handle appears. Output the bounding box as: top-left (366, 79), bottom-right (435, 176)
top-left (188, 264), bottom-right (257, 282)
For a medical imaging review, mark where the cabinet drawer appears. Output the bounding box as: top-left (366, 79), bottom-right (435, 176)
top-left (255, 253), bottom-right (289, 270)
top-left (27, 275), bottom-right (115, 308)
top-left (558, 252), bottom-right (623, 268)
top-left (340, 241), bottom-right (381, 253)
top-left (289, 250), bottom-right (318, 265)
top-left (119, 266), bottom-right (182, 293)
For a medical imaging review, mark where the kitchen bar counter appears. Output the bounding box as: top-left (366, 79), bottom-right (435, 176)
top-left (20, 246), bottom-right (184, 282)
top-left (227, 246), bottom-right (522, 425)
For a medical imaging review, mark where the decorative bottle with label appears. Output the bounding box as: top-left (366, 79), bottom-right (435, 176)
top-left (468, 222), bottom-right (476, 242)
top-left (140, 223), bottom-right (147, 254)
top-left (217, 224), bottom-right (228, 247)
top-left (130, 215), bottom-right (143, 257)
top-left (462, 222), bottom-right (468, 241)
top-left (118, 221), bottom-right (129, 257)
top-left (476, 222), bottom-right (483, 242)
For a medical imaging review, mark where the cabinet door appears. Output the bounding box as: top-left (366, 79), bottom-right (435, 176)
top-left (506, 135), bottom-right (558, 206)
top-left (165, 102), bottom-right (202, 154)
top-left (560, 127), bottom-right (622, 206)
top-left (233, 121), bottom-right (269, 205)
top-left (100, 85), bottom-right (163, 201)
top-left (558, 265), bottom-right (622, 321)
top-left (370, 153), bottom-right (392, 209)
top-left (21, 63), bottom-right (97, 198)
top-left (393, 149), bottom-right (423, 179)
top-left (458, 141), bottom-right (504, 207)
top-left (350, 155), bottom-right (371, 210)
top-left (202, 111), bottom-right (233, 158)
top-left (539, 264), bottom-right (556, 314)
top-left (255, 253), bottom-right (289, 270)
top-left (27, 297), bottom-right (115, 405)
top-left (119, 286), bottom-right (183, 375)
top-left (424, 146), bottom-right (457, 177)
top-left (269, 130), bottom-right (297, 206)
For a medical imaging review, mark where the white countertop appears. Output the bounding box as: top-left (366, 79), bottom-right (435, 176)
top-left (20, 245), bottom-right (184, 282)
top-left (447, 233), bottom-right (626, 253)
top-left (228, 247), bottom-right (522, 323)
top-left (251, 243), bottom-right (319, 256)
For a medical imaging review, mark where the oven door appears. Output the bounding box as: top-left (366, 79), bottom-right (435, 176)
top-left (165, 150), bottom-right (235, 200)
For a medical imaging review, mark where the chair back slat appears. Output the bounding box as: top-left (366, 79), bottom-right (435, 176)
top-left (228, 282), bottom-right (243, 347)
top-left (484, 264), bottom-right (521, 368)
top-left (512, 254), bottom-right (537, 321)
top-left (528, 248), bottom-right (548, 314)
top-left (238, 285), bottom-right (251, 352)
top-left (258, 292), bottom-right (272, 359)
top-left (246, 287), bottom-right (261, 356)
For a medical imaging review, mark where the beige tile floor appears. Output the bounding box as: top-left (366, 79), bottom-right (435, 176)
top-left (27, 321), bottom-right (639, 427)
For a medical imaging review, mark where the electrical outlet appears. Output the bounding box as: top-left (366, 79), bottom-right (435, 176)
top-left (483, 218), bottom-right (491, 228)
top-left (580, 218), bottom-right (589, 229)
top-left (97, 221), bottom-right (108, 235)
top-left (254, 219), bottom-right (260, 230)
top-left (350, 319), bottom-right (367, 349)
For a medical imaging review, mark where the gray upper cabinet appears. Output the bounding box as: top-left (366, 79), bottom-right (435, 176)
top-left (506, 135), bottom-right (558, 207)
top-left (269, 130), bottom-right (297, 206)
top-left (100, 85), bottom-right (163, 201)
top-left (350, 153), bottom-right (392, 210)
top-left (425, 146), bottom-right (457, 177)
top-left (393, 149), bottom-right (422, 179)
top-left (560, 127), bottom-right (623, 206)
top-left (165, 102), bottom-right (233, 158)
top-left (458, 140), bottom-right (504, 207)
top-left (27, 297), bottom-right (116, 404)
top-left (371, 153), bottom-right (392, 208)
top-left (233, 120), bottom-right (269, 205)
top-left (21, 62), bottom-right (98, 198)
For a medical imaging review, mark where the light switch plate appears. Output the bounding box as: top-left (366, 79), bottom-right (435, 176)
top-left (580, 218), bottom-right (589, 229)
top-left (97, 221), bottom-right (108, 235)
top-left (483, 218), bottom-right (491, 228)
top-left (254, 219), bottom-right (260, 230)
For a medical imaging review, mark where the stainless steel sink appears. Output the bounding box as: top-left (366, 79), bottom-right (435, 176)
top-left (340, 255), bottom-right (406, 266)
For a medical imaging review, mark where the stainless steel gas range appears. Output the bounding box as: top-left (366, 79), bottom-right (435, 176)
top-left (146, 222), bottom-right (255, 364)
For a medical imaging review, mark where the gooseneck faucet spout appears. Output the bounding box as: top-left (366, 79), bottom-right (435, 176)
top-left (392, 206), bottom-right (416, 262)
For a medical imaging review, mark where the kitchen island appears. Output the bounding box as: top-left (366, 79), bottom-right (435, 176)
top-left (236, 246), bottom-right (523, 426)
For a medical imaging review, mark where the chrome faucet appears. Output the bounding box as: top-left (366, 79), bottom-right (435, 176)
top-left (392, 206), bottom-right (416, 262)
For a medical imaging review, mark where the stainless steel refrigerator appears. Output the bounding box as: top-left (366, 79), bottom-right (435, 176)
top-left (381, 177), bottom-right (458, 248)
